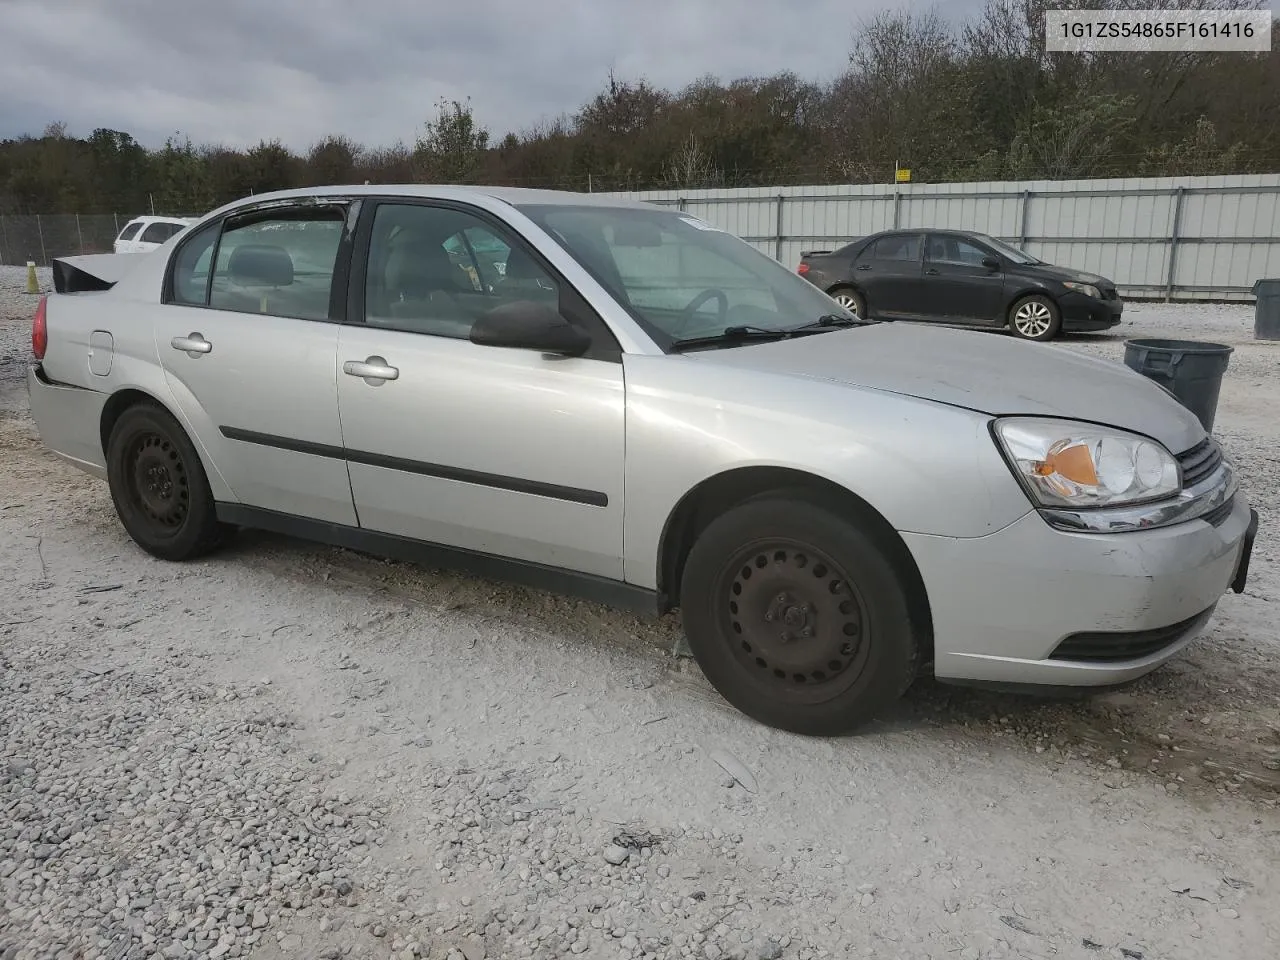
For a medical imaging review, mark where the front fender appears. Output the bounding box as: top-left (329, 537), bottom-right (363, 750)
top-left (621, 356), bottom-right (1032, 590)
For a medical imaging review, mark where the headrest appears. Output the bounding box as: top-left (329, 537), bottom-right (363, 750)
top-left (227, 243), bottom-right (294, 286)
top-left (388, 241), bottom-right (459, 296)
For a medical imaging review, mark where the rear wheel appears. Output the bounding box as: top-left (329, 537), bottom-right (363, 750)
top-left (679, 493), bottom-right (920, 735)
top-left (105, 402), bottom-right (226, 561)
top-left (828, 286), bottom-right (866, 319)
top-left (1008, 294), bottom-right (1061, 341)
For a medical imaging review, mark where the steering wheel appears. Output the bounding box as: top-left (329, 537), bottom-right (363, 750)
top-left (675, 288), bottom-right (730, 334)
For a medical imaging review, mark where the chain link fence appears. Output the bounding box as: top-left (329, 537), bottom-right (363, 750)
top-left (0, 214), bottom-right (205, 266)
top-left (0, 214), bottom-right (135, 266)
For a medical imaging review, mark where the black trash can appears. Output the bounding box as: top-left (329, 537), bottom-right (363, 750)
top-left (1122, 338), bottom-right (1234, 433)
top-left (1252, 278), bottom-right (1280, 341)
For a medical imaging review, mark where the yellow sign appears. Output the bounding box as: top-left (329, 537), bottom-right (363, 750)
top-left (895, 168), bottom-right (912, 183)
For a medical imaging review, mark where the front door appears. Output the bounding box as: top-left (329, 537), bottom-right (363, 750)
top-left (335, 199), bottom-right (626, 579)
top-left (920, 233), bottom-right (1006, 323)
top-left (153, 200), bottom-right (357, 525)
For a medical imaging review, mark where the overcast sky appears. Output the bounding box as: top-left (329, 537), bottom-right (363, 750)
top-left (0, 0), bottom-right (980, 151)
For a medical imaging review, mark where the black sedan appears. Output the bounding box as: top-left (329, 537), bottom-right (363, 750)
top-left (797, 229), bottom-right (1122, 342)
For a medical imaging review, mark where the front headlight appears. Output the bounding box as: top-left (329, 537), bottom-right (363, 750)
top-left (1062, 280), bottom-right (1101, 299)
top-left (992, 417), bottom-right (1180, 508)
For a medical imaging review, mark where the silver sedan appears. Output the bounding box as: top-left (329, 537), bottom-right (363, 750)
top-left (26, 185), bottom-right (1258, 735)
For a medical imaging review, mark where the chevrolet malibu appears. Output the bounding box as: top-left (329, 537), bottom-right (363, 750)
top-left (26, 185), bottom-right (1258, 735)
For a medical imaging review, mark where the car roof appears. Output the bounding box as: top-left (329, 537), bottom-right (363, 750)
top-left (207, 184), bottom-right (659, 214)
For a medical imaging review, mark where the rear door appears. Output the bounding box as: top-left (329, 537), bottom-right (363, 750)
top-left (153, 199), bottom-right (358, 524)
top-left (920, 233), bottom-right (1006, 323)
top-left (853, 233), bottom-right (925, 318)
top-left (334, 198), bottom-right (626, 579)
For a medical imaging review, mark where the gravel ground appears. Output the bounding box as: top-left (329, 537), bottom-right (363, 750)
top-left (2, 264), bottom-right (1279, 960)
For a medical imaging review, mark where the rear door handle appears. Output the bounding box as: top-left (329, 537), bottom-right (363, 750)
top-left (171, 333), bottom-right (212, 357)
top-left (925, 268), bottom-right (940, 275)
top-left (856, 264), bottom-right (872, 271)
top-left (343, 356), bottom-right (399, 384)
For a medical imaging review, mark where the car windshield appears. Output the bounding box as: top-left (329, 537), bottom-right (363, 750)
top-left (516, 203), bottom-right (859, 347)
top-left (980, 234), bottom-right (1040, 265)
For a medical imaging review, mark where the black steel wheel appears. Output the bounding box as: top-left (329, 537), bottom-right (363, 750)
top-left (680, 492), bottom-right (920, 735)
top-left (106, 401), bottom-right (226, 561)
top-left (721, 540), bottom-right (871, 700)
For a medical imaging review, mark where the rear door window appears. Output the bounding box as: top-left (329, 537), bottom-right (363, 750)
top-left (118, 221), bottom-right (144, 241)
top-left (872, 235), bottom-right (921, 261)
top-left (141, 221), bottom-right (181, 244)
top-left (207, 209), bottom-right (346, 321)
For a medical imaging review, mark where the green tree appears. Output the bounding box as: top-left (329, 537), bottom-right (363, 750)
top-left (414, 98), bottom-right (489, 182)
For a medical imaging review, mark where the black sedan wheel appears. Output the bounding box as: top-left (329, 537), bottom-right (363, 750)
top-left (679, 493), bottom-right (920, 735)
top-left (828, 286), bottom-right (866, 319)
top-left (106, 402), bottom-right (226, 561)
top-left (1008, 294), bottom-right (1062, 341)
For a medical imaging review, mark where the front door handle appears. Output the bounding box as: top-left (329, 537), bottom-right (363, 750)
top-left (171, 333), bottom-right (212, 357)
top-left (856, 264), bottom-right (872, 271)
top-left (343, 356), bottom-right (399, 385)
top-left (925, 268), bottom-right (940, 275)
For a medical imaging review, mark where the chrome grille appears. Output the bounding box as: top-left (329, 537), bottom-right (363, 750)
top-left (1177, 438), bottom-right (1223, 489)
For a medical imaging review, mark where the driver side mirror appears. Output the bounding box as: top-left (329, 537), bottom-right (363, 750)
top-left (470, 300), bottom-right (592, 357)
top-left (981, 256), bottom-right (1001, 271)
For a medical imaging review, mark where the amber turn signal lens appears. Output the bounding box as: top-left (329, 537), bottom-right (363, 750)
top-left (1034, 441), bottom-right (1098, 486)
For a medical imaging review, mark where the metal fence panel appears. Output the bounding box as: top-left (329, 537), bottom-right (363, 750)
top-left (608, 172), bottom-right (1280, 301)
top-left (7, 173), bottom-right (1279, 301)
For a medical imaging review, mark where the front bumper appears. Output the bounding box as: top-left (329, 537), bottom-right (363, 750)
top-left (905, 492), bottom-right (1255, 687)
top-left (1060, 291), bottom-right (1123, 330)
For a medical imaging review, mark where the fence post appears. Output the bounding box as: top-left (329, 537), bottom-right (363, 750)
top-left (37, 214), bottom-right (47, 267)
top-left (114, 212), bottom-right (120, 236)
top-left (1019, 190), bottom-right (1032, 247)
top-left (1165, 186), bottom-right (1186, 302)
top-left (0, 214), bottom-right (7, 266)
top-left (76, 214), bottom-right (84, 254)
top-left (677, 197), bottom-right (687, 213)
top-left (892, 189), bottom-right (901, 229)
top-left (774, 194), bottom-right (785, 261)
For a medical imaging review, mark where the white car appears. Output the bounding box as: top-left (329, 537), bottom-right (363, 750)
top-left (112, 216), bottom-right (196, 254)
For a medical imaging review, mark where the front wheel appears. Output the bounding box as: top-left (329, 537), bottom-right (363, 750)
top-left (105, 402), bottom-right (227, 561)
top-left (679, 494), bottom-right (920, 735)
top-left (1008, 294), bottom-right (1061, 341)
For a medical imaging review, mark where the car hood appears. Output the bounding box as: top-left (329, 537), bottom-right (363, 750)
top-left (688, 323), bottom-right (1205, 454)
top-left (1029, 263), bottom-right (1112, 287)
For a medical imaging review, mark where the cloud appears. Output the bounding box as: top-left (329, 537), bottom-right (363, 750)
top-left (0, 0), bottom-right (981, 150)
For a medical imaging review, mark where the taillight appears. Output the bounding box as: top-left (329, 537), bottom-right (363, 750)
top-left (797, 263), bottom-right (809, 275)
top-left (32, 295), bottom-right (48, 361)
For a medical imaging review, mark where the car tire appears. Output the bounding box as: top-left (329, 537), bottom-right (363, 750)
top-left (105, 401), bottom-right (227, 562)
top-left (1008, 294), bottom-right (1062, 341)
top-left (828, 286), bottom-right (866, 319)
top-left (679, 492), bottom-right (920, 735)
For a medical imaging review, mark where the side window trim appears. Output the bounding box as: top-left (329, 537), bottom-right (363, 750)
top-left (346, 197), bottom-right (623, 363)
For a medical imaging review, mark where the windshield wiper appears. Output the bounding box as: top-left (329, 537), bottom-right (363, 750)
top-left (669, 316), bottom-right (868, 352)
top-left (786, 314), bottom-right (866, 331)
top-left (669, 325), bottom-right (796, 352)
